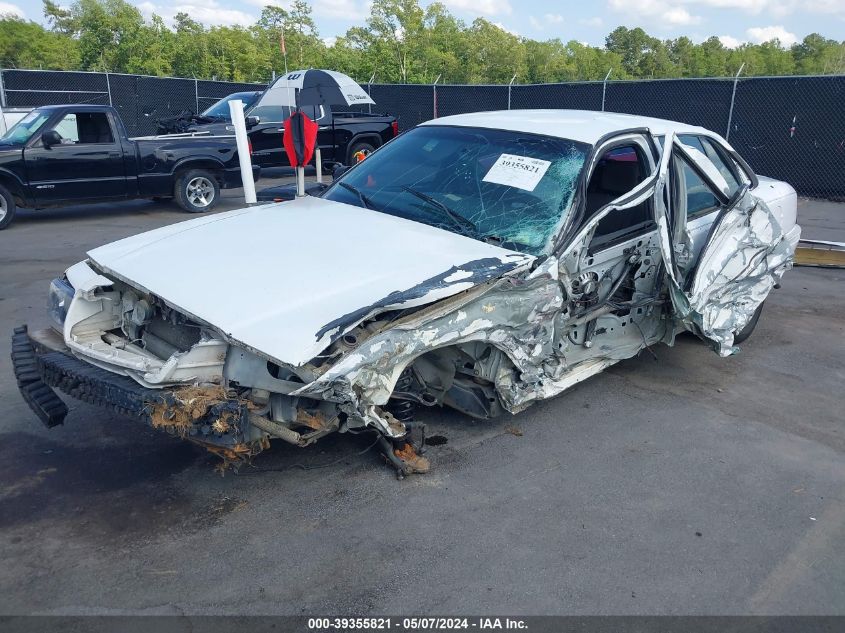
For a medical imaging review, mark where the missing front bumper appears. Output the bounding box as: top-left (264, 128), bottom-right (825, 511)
top-left (12, 325), bottom-right (254, 455)
top-left (11, 326), bottom-right (429, 475)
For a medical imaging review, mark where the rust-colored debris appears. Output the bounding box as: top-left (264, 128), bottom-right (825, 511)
top-left (394, 443), bottom-right (431, 474)
top-left (296, 409), bottom-right (333, 431)
top-left (197, 436), bottom-right (271, 475)
top-left (148, 385), bottom-right (230, 434)
top-left (504, 425), bottom-right (523, 437)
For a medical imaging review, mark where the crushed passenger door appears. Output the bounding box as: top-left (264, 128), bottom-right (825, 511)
top-left (652, 135), bottom-right (800, 356)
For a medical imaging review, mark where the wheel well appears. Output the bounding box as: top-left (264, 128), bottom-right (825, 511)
top-left (0, 174), bottom-right (25, 207)
top-left (393, 343), bottom-right (514, 419)
top-left (174, 161), bottom-right (225, 184)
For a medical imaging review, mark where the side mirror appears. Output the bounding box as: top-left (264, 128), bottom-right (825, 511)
top-left (332, 164), bottom-right (351, 180)
top-left (42, 130), bottom-right (62, 148)
top-left (245, 115), bottom-right (260, 129)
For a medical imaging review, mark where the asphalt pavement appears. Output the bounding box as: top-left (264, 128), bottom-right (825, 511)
top-left (0, 179), bottom-right (842, 615)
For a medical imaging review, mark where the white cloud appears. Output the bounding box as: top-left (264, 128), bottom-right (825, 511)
top-left (696, 0), bottom-right (845, 12)
top-left (579, 16), bottom-right (604, 27)
top-left (746, 24), bottom-right (798, 45)
top-left (443, 0), bottom-right (512, 17)
top-left (492, 21), bottom-right (519, 36)
top-left (0, 1), bottom-right (24, 17)
top-left (322, 36), bottom-right (337, 47)
top-left (666, 0), bottom-right (845, 16)
top-left (529, 13), bottom-right (564, 31)
top-left (243, 0), bottom-right (291, 7)
top-left (687, 0), bottom-right (771, 12)
top-left (607, 0), bottom-right (702, 27)
top-left (665, 7), bottom-right (701, 24)
top-left (718, 34), bottom-right (744, 47)
top-left (139, 0), bottom-right (255, 26)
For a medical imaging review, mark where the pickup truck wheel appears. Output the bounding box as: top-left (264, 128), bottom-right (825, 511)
top-left (0, 184), bottom-right (17, 230)
top-left (348, 141), bottom-right (376, 164)
top-left (175, 170), bottom-right (220, 213)
top-left (733, 302), bottom-right (764, 344)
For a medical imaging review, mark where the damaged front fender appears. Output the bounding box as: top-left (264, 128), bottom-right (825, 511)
top-left (293, 259), bottom-right (565, 435)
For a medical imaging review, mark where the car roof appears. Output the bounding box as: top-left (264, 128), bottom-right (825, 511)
top-left (420, 109), bottom-right (713, 145)
top-left (34, 104), bottom-right (111, 112)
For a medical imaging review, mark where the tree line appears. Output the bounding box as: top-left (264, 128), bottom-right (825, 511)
top-left (1, 0), bottom-right (844, 84)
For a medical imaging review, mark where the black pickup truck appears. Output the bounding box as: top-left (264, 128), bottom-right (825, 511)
top-left (186, 101), bottom-right (398, 172)
top-left (0, 104), bottom-right (259, 230)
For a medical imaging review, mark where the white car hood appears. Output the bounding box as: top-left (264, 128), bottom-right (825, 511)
top-left (87, 196), bottom-right (533, 367)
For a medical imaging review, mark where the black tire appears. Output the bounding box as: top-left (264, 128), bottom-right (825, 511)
top-left (0, 184), bottom-right (17, 230)
top-left (348, 141), bottom-right (376, 165)
top-left (733, 302), bottom-right (764, 344)
top-left (174, 169), bottom-right (221, 213)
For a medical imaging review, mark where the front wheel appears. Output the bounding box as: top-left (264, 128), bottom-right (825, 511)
top-left (733, 302), bottom-right (764, 344)
top-left (174, 169), bottom-right (220, 213)
top-left (0, 184), bottom-right (17, 230)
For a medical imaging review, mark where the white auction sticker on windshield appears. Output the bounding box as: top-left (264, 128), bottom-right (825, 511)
top-left (482, 154), bottom-right (551, 191)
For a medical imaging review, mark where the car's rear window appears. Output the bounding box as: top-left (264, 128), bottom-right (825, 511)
top-left (323, 125), bottom-right (589, 255)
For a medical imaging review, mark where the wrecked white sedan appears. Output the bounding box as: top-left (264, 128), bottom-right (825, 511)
top-left (13, 110), bottom-right (800, 474)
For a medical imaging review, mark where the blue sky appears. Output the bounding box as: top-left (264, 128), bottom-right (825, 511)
top-left (2, 0), bottom-right (844, 47)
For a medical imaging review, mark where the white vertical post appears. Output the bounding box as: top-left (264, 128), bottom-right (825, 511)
top-left (368, 71), bottom-right (375, 114)
top-left (0, 69), bottom-right (6, 108)
top-left (228, 99), bottom-right (257, 204)
top-left (105, 72), bottom-right (113, 106)
top-left (315, 147), bottom-right (323, 184)
top-left (726, 63), bottom-right (745, 141)
top-left (601, 68), bottom-right (612, 112)
top-left (507, 74), bottom-right (517, 110)
top-left (432, 74), bottom-right (441, 119)
top-left (296, 164), bottom-right (306, 197)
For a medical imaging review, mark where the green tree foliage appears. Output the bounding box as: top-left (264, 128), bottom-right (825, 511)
top-left (0, 0), bottom-right (842, 83)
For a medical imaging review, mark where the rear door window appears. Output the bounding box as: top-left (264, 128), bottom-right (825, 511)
top-left (678, 134), bottom-right (740, 196)
top-left (675, 153), bottom-right (721, 217)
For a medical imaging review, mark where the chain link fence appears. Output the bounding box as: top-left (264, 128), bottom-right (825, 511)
top-left (0, 69), bottom-right (266, 137)
top-left (1, 68), bottom-right (843, 198)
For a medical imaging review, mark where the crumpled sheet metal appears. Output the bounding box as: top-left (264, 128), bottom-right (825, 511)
top-left (661, 191), bottom-right (799, 356)
top-left (294, 259), bottom-right (564, 435)
top-left (685, 194), bottom-right (799, 355)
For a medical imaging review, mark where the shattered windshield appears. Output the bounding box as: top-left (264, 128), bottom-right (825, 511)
top-left (201, 92), bottom-right (261, 120)
top-left (0, 109), bottom-right (51, 145)
top-left (323, 125), bottom-right (589, 255)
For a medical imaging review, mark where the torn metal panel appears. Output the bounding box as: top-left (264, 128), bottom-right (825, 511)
top-left (312, 255), bottom-right (533, 352)
top-left (293, 262), bottom-right (564, 434)
top-left (681, 192), bottom-right (800, 355)
top-left (652, 136), bottom-right (800, 356)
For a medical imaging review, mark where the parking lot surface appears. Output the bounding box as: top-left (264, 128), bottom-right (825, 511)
top-left (0, 183), bottom-right (842, 615)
